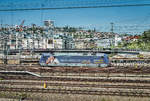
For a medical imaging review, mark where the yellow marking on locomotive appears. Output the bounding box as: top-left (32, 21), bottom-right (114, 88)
top-left (95, 59), bottom-right (103, 61)
top-left (94, 59), bottom-right (104, 64)
top-left (95, 59), bottom-right (103, 62)
top-left (95, 61), bottom-right (104, 64)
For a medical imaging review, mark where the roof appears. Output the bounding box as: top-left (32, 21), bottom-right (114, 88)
top-left (125, 36), bottom-right (140, 41)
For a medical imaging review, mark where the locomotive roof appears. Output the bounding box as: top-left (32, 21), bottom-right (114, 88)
top-left (41, 53), bottom-right (107, 56)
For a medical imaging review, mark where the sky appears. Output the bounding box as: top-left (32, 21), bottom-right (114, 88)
top-left (0, 0), bottom-right (150, 34)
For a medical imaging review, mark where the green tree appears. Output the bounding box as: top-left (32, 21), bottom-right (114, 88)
top-left (141, 30), bottom-right (150, 42)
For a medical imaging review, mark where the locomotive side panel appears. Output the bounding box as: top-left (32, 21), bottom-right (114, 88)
top-left (39, 53), bottom-right (109, 67)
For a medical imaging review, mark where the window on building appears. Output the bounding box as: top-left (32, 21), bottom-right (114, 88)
top-left (48, 39), bottom-right (53, 44)
top-left (11, 40), bottom-right (16, 45)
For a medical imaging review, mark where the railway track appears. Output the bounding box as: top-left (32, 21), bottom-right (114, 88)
top-left (1, 76), bottom-right (150, 83)
top-left (1, 64), bottom-right (150, 76)
top-left (1, 65), bottom-right (150, 74)
top-left (0, 87), bottom-right (150, 97)
top-left (1, 81), bottom-right (150, 89)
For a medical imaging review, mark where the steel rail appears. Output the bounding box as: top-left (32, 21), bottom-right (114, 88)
top-left (0, 87), bottom-right (150, 97)
top-left (1, 81), bottom-right (150, 89)
top-left (2, 65), bottom-right (150, 74)
top-left (2, 76), bottom-right (150, 83)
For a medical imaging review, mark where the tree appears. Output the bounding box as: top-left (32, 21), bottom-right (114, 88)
top-left (141, 30), bottom-right (150, 42)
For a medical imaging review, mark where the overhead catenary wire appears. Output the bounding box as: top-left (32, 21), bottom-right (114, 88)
top-left (0, 0), bottom-right (150, 11)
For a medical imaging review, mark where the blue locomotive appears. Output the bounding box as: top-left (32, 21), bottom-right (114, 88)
top-left (39, 53), bottom-right (109, 67)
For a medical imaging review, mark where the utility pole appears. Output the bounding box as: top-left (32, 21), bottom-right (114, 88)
top-left (110, 22), bottom-right (114, 33)
top-left (4, 36), bottom-right (8, 65)
top-left (0, 19), bottom-right (3, 28)
top-left (11, 1), bottom-right (14, 27)
top-left (110, 22), bottom-right (114, 49)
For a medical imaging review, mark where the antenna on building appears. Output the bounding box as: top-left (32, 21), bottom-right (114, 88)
top-left (110, 22), bottom-right (114, 33)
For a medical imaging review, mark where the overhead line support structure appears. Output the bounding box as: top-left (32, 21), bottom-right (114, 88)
top-left (0, 3), bottom-right (150, 11)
